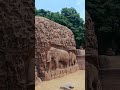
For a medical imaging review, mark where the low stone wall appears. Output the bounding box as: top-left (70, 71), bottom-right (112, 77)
top-left (77, 55), bottom-right (85, 70)
top-left (42, 64), bottom-right (79, 81)
top-left (76, 49), bottom-right (85, 70)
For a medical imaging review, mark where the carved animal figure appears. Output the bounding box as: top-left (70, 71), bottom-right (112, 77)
top-left (69, 52), bottom-right (77, 66)
top-left (47, 47), bottom-right (69, 70)
top-left (86, 62), bottom-right (102, 90)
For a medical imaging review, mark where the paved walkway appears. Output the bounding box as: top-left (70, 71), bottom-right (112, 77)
top-left (35, 70), bottom-right (85, 90)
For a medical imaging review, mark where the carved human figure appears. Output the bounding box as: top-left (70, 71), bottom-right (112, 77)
top-left (69, 52), bottom-right (77, 66)
top-left (46, 47), bottom-right (69, 70)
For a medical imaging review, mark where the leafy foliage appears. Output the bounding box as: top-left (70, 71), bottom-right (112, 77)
top-left (35, 7), bottom-right (85, 48)
top-left (86, 0), bottom-right (120, 54)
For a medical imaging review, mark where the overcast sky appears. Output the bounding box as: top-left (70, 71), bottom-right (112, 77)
top-left (35, 0), bottom-right (85, 21)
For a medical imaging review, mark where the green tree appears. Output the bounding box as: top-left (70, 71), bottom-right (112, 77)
top-left (61, 8), bottom-right (85, 48)
top-left (86, 0), bottom-right (120, 53)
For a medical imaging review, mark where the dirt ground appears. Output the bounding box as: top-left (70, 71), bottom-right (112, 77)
top-left (35, 70), bottom-right (85, 90)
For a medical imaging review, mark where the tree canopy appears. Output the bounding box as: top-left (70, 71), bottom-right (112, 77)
top-left (86, 0), bottom-right (120, 54)
top-left (35, 7), bottom-right (85, 49)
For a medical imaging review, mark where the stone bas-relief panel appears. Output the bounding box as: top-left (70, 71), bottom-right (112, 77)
top-left (35, 16), bottom-right (79, 80)
top-left (85, 10), bottom-right (102, 90)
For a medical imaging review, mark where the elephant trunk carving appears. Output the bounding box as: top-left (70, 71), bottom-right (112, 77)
top-left (69, 52), bottom-right (77, 66)
top-left (46, 47), bottom-right (70, 70)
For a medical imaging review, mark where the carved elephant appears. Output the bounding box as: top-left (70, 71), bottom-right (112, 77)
top-left (69, 52), bottom-right (77, 66)
top-left (86, 62), bottom-right (102, 90)
top-left (46, 47), bottom-right (69, 70)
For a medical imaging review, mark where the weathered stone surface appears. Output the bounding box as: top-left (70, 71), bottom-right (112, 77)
top-left (35, 16), bottom-right (76, 50)
top-left (98, 55), bottom-right (111, 69)
top-left (76, 49), bottom-right (85, 70)
top-left (85, 11), bottom-right (99, 69)
top-left (86, 62), bottom-right (102, 90)
top-left (35, 16), bottom-right (79, 80)
top-left (35, 67), bottom-right (42, 86)
top-left (0, 1), bottom-right (34, 90)
top-left (85, 10), bottom-right (101, 90)
top-left (106, 48), bottom-right (115, 56)
top-left (43, 65), bottom-right (79, 80)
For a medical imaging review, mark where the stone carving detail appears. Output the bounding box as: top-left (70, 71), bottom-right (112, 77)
top-left (0, 0), bottom-right (34, 90)
top-left (69, 52), bottom-right (77, 66)
top-left (35, 16), bottom-right (79, 80)
top-left (35, 66), bottom-right (42, 86)
top-left (86, 62), bottom-right (102, 90)
top-left (85, 11), bottom-right (99, 68)
top-left (76, 49), bottom-right (85, 70)
top-left (46, 47), bottom-right (70, 70)
top-left (85, 10), bottom-right (101, 90)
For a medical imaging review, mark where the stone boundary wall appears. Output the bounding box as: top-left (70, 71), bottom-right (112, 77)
top-left (76, 49), bottom-right (85, 70)
top-left (42, 64), bottom-right (79, 81)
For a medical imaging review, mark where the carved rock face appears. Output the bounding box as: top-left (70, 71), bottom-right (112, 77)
top-left (35, 16), bottom-right (76, 50)
top-left (85, 11), bottom-right (99, 68)
top-left (35, 16), bottom-right (78, 80)
top-left (85, 11), bottom-right (94, 31)
top-left (85, 10), bottom-right (102, 90)
top-left (85, 10), bottom-right (98, 50)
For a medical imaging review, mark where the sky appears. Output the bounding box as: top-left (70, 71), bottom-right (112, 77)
top-left (35, 0), bottom-right (85, 21)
